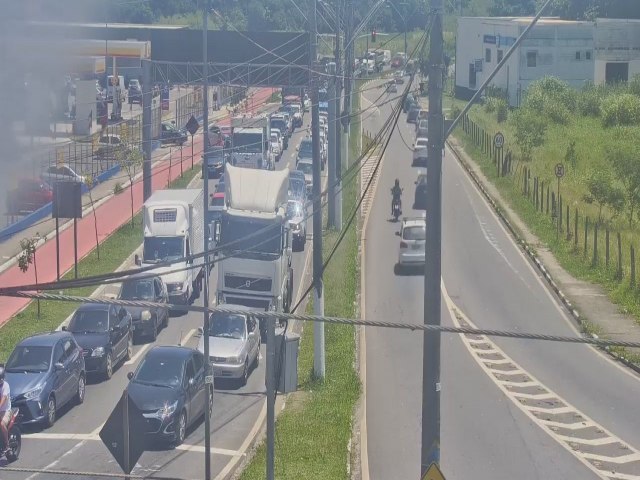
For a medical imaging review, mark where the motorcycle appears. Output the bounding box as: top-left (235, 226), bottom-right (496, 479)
top-left (392, 197), bottom-right (402, 222)
top-left (1, 408), bottom-right (21, 463)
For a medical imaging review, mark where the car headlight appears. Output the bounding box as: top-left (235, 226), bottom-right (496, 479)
top-left (227, 355), bottom-right (243, 365)
top-left (92, 347), bottom-right (105, 357)
top-left (140, 310), bottom-right (152, 321)
top-left (24, 386), bottom-right (44, 400)
top-left (157, 400), bottom-right (178, 420)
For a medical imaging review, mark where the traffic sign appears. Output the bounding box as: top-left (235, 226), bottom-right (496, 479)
top-left (205, 375), bottom-right (214, 384)
top-left (555, 163), bottom-right (565, 178)
top-left (56, 149), bottom-right (65, 166)
top-left (494, 131), bottom-right (505, 149)
top-left (186, 115), bottom-right (200, 136)
top-left (99, 390), bottom-right (147, 475)
top-left (422, 463), bottom-right (446, 480)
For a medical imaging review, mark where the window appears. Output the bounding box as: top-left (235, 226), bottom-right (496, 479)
top-left (62, 339), bottom-right (74, 360)
top-left (586, 50), bottom-right (592, 60)
top-left (192, 353), bottom-right (204, 374)
top-left (497, 49), bottom-right (504, 63)
top-left (185, 359), bottom-right (195, 383)
top-left (154, 279), bottom-right (162, 298)
top-left (576, 51), bottom-right (581, 60)
top-left (485, 48), bottom-right (492, 63)
top-left (527, 51), bottom-right (537, 67)
top-left (53, 343), bottom-right (65, 364)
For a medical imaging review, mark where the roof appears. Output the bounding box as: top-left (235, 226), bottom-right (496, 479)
top-left (145, 188), bottom-right (202, 205)
top-left (27, 21), bottom-right (189, 30)
top-left (147, 345), bottom-right (195, 359)
top-left (234, 127), bottom-right (264, 135)
top-left (20, 331), bottom-right (70, 347)
top-left (212, 192), bottom-right (225, 199)
top-left (460, 16), bottom-right (590, 26)
top-left (225, 164), bottom-right (289, 214)
top-left (74, 303), bottom-right (110, 312)
top-left (212, 304), bottom-right (261, 315)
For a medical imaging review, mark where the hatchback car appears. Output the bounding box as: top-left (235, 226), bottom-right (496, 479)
top-left (396, 216), bottom-right (426, 269)
top-left (41, 164), bottom-right (84, 185)
top-left (128, 79), bottom-right (142, 105)
top-left (209, 192), bottom-right (226, 228)
top-left (297, 138), bottom-right (313, 164)
top-left (407, 105), bottom-right (420, 123)
top-left (413, 137), bottom-right (428, 167)
top-left (287, 199), bottom-right (307, 251)
top-left (204, 146), bottom-right (226, 179)
top-left (296, 159), bottom-right (314, 197)
top-left (403, 94), bottom-right (417, 113)
top-left (6, 331), bottom-right (85, 427)
top-left (415, 118), bottom-right (428, 138)
top-left (161, 122), bottom-right (188, 146)
top-left (127, 346), bottom-right (211, 445)
top-left (63, 304), bottom-right (132, 379)
top-left (197, 307), bottom-right (261, 386)
top-left (414, 172), bottom-right (427, 210)
top-left (118, 275), bottom-right (169, 342)
top-left (387, 82), bottom-right (398, 93)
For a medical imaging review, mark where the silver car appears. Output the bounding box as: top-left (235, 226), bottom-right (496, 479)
top-left (396, 216), bottom-right (426, 268)
top-left (197, 306), bottom-right (261, 386)
top-left (415, 118), bottom-right (428, 138)
top-left (412, 137), bottom-right (428, 165)
top-left (41, 164), bottom-right (84, 184)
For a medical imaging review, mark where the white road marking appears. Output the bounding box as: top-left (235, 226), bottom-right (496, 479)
top-left (442, 280), bottom-right (640, 480)
top-left (124, 342), bottom-right (151, 366)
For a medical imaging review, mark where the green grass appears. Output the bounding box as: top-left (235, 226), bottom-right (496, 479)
top-left (0, 165), bottom-right (201, 362)
top-left (239, 83), bottom-right (363, 480)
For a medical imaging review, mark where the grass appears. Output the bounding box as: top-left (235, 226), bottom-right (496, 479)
top-left (239, 83), bottom-right (364, 480)
top-left (0, 165), bottom-right (201, 362)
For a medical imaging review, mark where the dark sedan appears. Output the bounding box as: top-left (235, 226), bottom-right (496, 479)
top-left (414, 172), bottom-right (427, 210)
top-left (161, 122), bottom-right (188, 146)
top-left (407, 105), bottom-right (420, 123)
top-left (204, 146), bottom-right (226, 179)
top-left (127, 346), bottom-right (211, 446)
top-left (118, 275), bottom-right (169, 342)
top-left (64, 304), bottom-right (132, 380)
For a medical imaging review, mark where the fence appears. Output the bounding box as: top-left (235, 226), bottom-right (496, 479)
top-left (457, 113), bottom-right (639, 290)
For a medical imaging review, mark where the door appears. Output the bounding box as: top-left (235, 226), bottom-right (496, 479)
top-left (191, 353), bottom-right (206, 417)
top-left (606, 62), bottom-right (629, 84)
top-left (109, 306), bottom-right (126, 360)
top-left (154, 279), bottom-right (167, 325)
top-left (247, 316), bottom-right (259, 363)
top-left (59, 338), bottom-right (77, 405)
top-left (183, 358), bottom-right (199, 424)
top-left (52, 342), bottom-right (69, 404)
top-left (468, 63), bottom-right (477, 89)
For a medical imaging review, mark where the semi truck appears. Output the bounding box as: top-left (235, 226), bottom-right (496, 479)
top-left (230, 114), bottom-right (273, 170)
top-left (137, 189), bottom-right (208, 305)
top-left (214, 164), bottom-right (293, 315)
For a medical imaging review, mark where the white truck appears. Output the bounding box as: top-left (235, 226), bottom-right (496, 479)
top-left (137, 189), bottom-right (208, 305)
top-left (230, 114), bottom-right (273, 170)
top-left (214, 164), bottom-right (293, 315)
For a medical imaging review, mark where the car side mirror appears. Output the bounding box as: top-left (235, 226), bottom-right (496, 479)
top-left (395, 231), bottom-right (401, 236)
top-left (197, 327), bottom-right (204, 335)
top-left (54, 362), bottom-right (64, 370)
top-left (134, 254), bottom-right (141, 266)
top-left (61, 325), bottom-right (67, 331)
top-left (188, 378), bottom-right (195, 386)
top-left (127, 372), bottom-right (134, 380)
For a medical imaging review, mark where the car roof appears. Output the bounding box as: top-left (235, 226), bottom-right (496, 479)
top-left (146, 345), bottom-right (196, 360)
top-left (19, 331), bottom-right (71, 347)
top-left (416, 137), bottom-right (428, 143)
top-left (402, 215), bottom-right (426, 229)
top-left (75, 303), bottom-right (110, 312)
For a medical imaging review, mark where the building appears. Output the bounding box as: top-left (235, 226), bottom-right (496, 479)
top-left (455, 17), bottom-right (640, 106)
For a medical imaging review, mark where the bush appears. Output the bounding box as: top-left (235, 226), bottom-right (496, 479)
top-left (512, 108), bottom-right (547, 161)
top-left (601, 93), bottom-right (640, 127)
top-left (629, 74), bottom-right (640, 97)
top-left (484, 97), bottom-right (497, 113)
top-left (545, 102), bottom-right (571, 125)
top-left (113, 182), bottom-right (124, 195)
top-left (577, 83), bottom-right (604, 117)
top-left (450, 105), bottom-right (461, 120)
top-left (523, 77), bottom-right (576, 124)
top-left (495, 99), bottom-right (509, 123)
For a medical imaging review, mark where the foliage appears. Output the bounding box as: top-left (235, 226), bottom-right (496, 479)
top-left (523, 76), bottom-right (576, 124)
top-left (605, 139), bottom-right (640, 226)
top-left (113, 182), bottom-right (124, 195)
top-left (577, 82), bottom-right (604, 117)
top-left (564, 140), bottom-right (578, 168)
top-left (601, 93), bottom-right (640, 127)
top-left (489, 0), bottom-right (536, 16)
top-left (512, 108), bottom-right (547, 160)
top-left (628, 74), bottom-right (640, 97)
top-left (17, 235), bottom-right (39, 275)
top-left (496, 99), bottom-right (508, 123)
top-left (117, 148), bottom-right (144, 228)
top-left (582, 168), bottom-right (624, 223)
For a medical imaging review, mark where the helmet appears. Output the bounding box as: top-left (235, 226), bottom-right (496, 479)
top-left (394, 179), bottom-right (400, 187)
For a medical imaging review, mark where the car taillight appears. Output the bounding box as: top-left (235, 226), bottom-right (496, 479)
top-left (400, 241), bottom-right (408, 248)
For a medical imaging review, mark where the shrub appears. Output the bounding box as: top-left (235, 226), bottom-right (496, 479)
top-left (113, 182), bottom-right (124, 195)
top-left (525, 76), bottom-right (577, 112)
top-left (545, 102), bottom-right (571, 125)
top-left (450, 105), bottom-right (461, 120)
top-left (512, 108), bottom-right (547, 161)
top-left (577, 83), bottom-right (604, 117)
top-left (628, 74), bottom-right (640, 97)
top-left (601, 93), bottom-right (640, 127)
top-left (495, 98), bottom-right (509, 123)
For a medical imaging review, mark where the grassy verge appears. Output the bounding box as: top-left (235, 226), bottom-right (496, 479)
top-left (0, 165), bottom-right (201, 362)
top-left (239, 84), bottom-right (363, 480)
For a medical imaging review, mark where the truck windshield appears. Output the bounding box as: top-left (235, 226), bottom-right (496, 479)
top-left (143, 236), bottom-right (185, 263)
top-left (220, 216), bottom-right (282, 258)
top-left (232, 133), bottom-right (263, 153)
top-left (271, 120), bottom-right (286, 132)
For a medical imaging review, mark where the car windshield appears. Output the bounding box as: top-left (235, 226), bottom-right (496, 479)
top-left (120, 279), bottom-right (154, 301)
top-left (6, 345), bottom-right (52, 372)
top-left (68, 309), bottom-right (109, 333)
top-left (209, 313), bottom-right (246, 340)
top-left (403, 225), bottom-right (426, 241)
top-left (133, 354), bottom-right (184, 388)
top-left (297, 162), bottom-right (313, 175)
top-left (143, 236), bottom-right (184, 263)
top-left (299, 141), bottom-right (313, 157)
top-left (290, 178), bottom-right (305, 195)
top-left (287, 201), bottom-right (304, 219)
top-left (271, 120), bottom-right (286, 132)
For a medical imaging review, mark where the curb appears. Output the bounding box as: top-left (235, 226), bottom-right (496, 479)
top-left (446, 137), bottom-right (640, 376)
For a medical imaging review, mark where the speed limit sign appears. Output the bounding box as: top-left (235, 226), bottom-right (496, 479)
top-left (555, 163), bottom-right (565, 178)
top-left (494, 132), bottom-right (505, 149)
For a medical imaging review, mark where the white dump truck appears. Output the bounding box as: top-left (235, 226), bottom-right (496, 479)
top-left (214, 164), bottom-right (293, 314)
top-left (137, 189), bottom-right (208, 305)
top-left (230, 114), bottom-right (273, 170)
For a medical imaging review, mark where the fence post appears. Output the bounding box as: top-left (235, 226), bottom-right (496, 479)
top-left (605, 228), bottom-right (610, 268)
top-left (584, 216), bottom-right (589, 256)
top-left (617, 232), bottom-right (623, 280)
top-left (527, 169), bottom-right (531, 198)
top-left (523, 167), bottom-right (527, 194)
top-left (592, 223), bottom-right (598, 267)
top-left (631, 244), bottom-right (636, 287)
top-left (540, 180), bottom-right (544, 211)
top-left (546, 185), bottom-right (550, 215)
top-left (566, 204), bottom-right (571, 241)
top-left (559, 195), bottom-right (563, 233)
top-left (574, 208), bottom-right (579, 248)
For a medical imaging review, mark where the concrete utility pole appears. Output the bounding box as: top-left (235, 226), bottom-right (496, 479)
top-left (142, 58), bottom-right (152, 201)
top-left (334, 0), bottom-right (343, 230)
top-left (201, 2), bottom-right (212, 479)
top-left (311, 0), bottom-right (326, 379)
top-left (342, 0), bottom-right (354, 171)
top-left (327, 64), bottom-right (337, 228)
top-left (265, 316), bottom-right (276, 480)
top-left (422, 0), bottom-right (443, 474)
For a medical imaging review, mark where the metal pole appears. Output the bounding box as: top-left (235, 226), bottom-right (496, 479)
top-left (311, 0), bottom-right (325, 379)
top-left (123, 389), bottom-right (130, 480)
top-left (142, 59), bottom-right (152, 201)
top-left (557, 176), bottom-right (561, 242)
top-left (342, 0), bottom-right (354, 172)
top-left (74, 218), bottom-right (78, 279)
top-left (327, 76), bottom-right (336, 228)
top-left (202, 3), bottom-right (212, 480)
top-left (266, 315), bottom-right (276, 480)
top-left (422, 0), bottom-right (443, 474)
top-left (55, 216), bottom-right (60, 282)
top-left (334, 0), bottom-right (343, 230)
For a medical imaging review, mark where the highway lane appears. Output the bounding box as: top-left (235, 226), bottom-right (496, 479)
top-left (363, 77), bottom-right (640, 479)
top-left (2, 114), bottom-right (318, 480)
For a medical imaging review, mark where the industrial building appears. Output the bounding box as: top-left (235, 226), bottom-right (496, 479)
top-left (455, 17), bottom-right (640, 106)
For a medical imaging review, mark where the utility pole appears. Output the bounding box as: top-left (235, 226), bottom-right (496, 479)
top-left (201, 2), bottom-right (212, 480)
top-left (422, 0), bottom-right (443, 475)
top-left (342, 0), bottom-right (354, 171)
top-left (327, 63), bottom-right (336, 228)
top-left (334, 0), bottom-right (343, 230)
top-left (265, 315), bottom-right (276, 480)
top-left (311, 0), bottom-right (325, 379)
top-left (142, 58), bottom-right (152, 201)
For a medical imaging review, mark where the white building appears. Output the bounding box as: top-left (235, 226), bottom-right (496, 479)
top-left (455, 17), bottom-right (640, 106)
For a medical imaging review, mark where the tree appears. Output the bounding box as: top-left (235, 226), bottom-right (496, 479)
top-left (582, 168), bottom-right (624, 223)
top-left (117, 147), bottom-right (143, 228)
top-left (512, 109), bottom-right (547, 161)
top-left (606, 142), bottom-right (640, 226)
top-left (84, 175), bottom-right (100, 259)
top-left (490, 0), bottom-right (536, 16)
top-left (18, 234), bottom-right (41, 318)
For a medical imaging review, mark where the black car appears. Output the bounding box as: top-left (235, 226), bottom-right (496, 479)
top-left (127, 346), bottom-right (211, 446)
top-left (407, 105), bottom-right (420, 123)
top-left (414, 173), bottom-right (427, 210)
top-left (204, 146), bottom-right (226, 179)
top-left (118, 275), bottom-right (170, 342)
top-left (161, 122), bottom-right (188, 146)
top-left (403, 94), bottom-right (416, 113)
top-left (64, 304), bottom-right (132, 380)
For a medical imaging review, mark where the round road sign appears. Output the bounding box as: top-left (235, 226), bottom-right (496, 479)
top-left (555, 163), bottom-right (565, 178)
top-left (494, 132), bottom-right (505, 149)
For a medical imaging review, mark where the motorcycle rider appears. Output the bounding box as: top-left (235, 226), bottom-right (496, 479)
top-left (391, 179), bottom-right (402, 216)
top-left (0, 365), bottom-right (10, 456)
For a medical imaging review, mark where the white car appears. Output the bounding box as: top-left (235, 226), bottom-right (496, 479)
top-left (41, 164), bottom-right (84, 184)
top-left (270, 132), bottom-right (282, 161)
top-left (396, 215), bottom-right (426, 268)
top-left (296, 158), bottom-right (313, 197)
top-left (287, 199), bottom-right (307, 251)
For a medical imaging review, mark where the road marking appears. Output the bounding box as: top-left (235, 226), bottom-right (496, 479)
top-left (124, 342), bottom-right (152, 366)
top-left (180, 327), bottom-right (197, 346)
top-left (442, 280), bottom-right (640, 480)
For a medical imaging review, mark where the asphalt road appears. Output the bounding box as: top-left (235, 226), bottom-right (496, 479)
top-left (363, 77), bottom-right (640, 479)
top-left (1, 115), bottom-right (319, 480)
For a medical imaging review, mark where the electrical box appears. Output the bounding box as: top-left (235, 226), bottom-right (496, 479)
top-left (276, 331), bottom-right (300, 394)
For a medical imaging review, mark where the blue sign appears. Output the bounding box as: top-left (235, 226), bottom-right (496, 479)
top-left (483, 35), bottom-right (496, 44)
top-left (161, 86), bottom-right (170, 111)
top-left (319, 101), bottom-right (329, 112)
top-left (496, 35), bottom-right (516, 47)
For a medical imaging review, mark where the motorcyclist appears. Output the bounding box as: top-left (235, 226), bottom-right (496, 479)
top-left (391, 179), bottom-right (402, 216)
top-left (0, 365), bottom-right (10, 456)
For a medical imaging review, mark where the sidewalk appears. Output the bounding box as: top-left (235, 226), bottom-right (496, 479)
top-left (447, 135), bottom-right (640, 364)
top-left (0, 87), bottom-right (275, 328)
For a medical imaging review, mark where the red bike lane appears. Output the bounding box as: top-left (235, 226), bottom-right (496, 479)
top-left (0, 88), bottom-right (275, 327)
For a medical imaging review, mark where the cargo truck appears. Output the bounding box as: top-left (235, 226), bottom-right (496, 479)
top-left (230, 115), bottom-right (273, 170)
top-left (136, 189), bottom-right (209, 305)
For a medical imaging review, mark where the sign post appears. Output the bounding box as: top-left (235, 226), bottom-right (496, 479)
top-left (494, 132), bottom-right (504, 177)
top-left (555, 163), bottom-right (565, 241)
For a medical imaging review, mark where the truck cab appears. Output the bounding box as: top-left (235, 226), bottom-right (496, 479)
top-left (230, 115), bottom-right (273, 170)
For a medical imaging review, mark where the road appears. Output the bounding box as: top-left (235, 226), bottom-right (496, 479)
top-left (363, 77), bottom-right (640, 479)
top-left (1, 113), bottom-right (320, 480)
